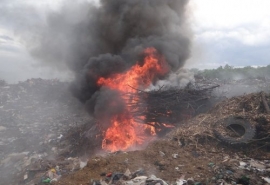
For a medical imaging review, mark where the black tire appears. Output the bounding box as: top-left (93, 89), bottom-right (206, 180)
top-left (214, 116), bottom-right (256, 145)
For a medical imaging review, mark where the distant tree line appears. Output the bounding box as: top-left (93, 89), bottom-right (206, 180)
top-left (190, 64), bottom-right (270, 81)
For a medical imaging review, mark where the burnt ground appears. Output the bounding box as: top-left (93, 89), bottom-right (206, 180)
top-left (0, 78), bottom-right (270, 185)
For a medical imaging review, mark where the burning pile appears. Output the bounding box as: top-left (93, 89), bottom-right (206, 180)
top-left (28, 0), bottom-right (193, 152)
top-left (128, 83), bottom-right (219, 127)
top-left (93, 47), bottom-right (218, 152)
top-left (96, 47), bottom-right (170, 151)
top-left (91, 47), bottom-right (219, 152)
top-left (59, 0), bottom-right (193, 153)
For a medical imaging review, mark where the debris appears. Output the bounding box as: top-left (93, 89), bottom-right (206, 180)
top-left (159, 151), bottom-right (165, 157)
top-left (124, 176), bottom-right (147, 185)
top-left (147, 175), bottom-right (168, 185)
top-left (80, 159), bottom-right (88, 169)
top-left (57, 134), bottom-right (63, 140)
top-left (187, 177), bottom-right (194, 184)
top-left (110, 172), bottom-right (124, 183)
top-left (214, 116), bottom-right (256, 145)
top-left (132, 169), bottom-right (145, 178)
top-left (262, 177), bottom-right (270, 183)
top-left (37, 91), bottom-right (270, 184)
top-left (124, 169), bottom-right (131, 178)
top-left (237, 176), bottom-right (250, 185)
top-left (126, 83), bottom-right (220, 131)
top-left (172, 154), bottom-right (178, 159)
top-left (239, 161), bottom-right (247, 167)
top-left (106, 172), bottom-right (112, 177)
top-left (100, 179), bottom-right (108, 185)
top-left (250, 160), bottom-right (266, 171)
top-left (1, 78), bottom-right (270, 185)
top-left (0, 78), bottom-right (93, 184)
top-left (23, 173), bottom-right (28, 180)
top-left (42, 178), bottom-right (51, 183)
top-left (176, 176), bottom-right (187, 185)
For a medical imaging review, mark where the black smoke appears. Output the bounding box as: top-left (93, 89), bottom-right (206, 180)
top-left (29, 0), bottom-right (192, 122)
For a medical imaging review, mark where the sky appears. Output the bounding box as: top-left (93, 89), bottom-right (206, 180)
top-left (187, 0), bottom-right (270, 69)
top-left (0, 0), bottom-right (270, 83)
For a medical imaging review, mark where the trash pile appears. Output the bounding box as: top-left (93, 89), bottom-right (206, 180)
top-left (1, 78), bottom-right (270, 185)
top-left (206, 156), bottom-right (270, 185)
top-left (55, 91), bottom-right (270, 185)
top-left (90, 160), bottom-right (270, 185)
top-left (55, 138), bottom-right (270, 185)
top-left (0, 78), bottom-right (92, 184)
top-left (91, 169), bottom-right (171, 185)
top-left (21, 156), bottom-right (88, 184)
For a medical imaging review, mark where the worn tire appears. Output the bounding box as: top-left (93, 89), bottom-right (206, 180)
top-left (214, 116), bottom-right (256, 145)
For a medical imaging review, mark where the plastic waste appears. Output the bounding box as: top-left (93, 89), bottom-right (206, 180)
top-left (42, 178), bottom-right (51, 183)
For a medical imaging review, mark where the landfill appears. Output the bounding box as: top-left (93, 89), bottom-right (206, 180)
top-left (0, 79), bottom-right (92, 184)
top-left (0, 78), bottom-right (270, 185)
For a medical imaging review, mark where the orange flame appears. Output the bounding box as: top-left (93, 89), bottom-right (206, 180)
top-left (97, 47), bottom-right (169, 152)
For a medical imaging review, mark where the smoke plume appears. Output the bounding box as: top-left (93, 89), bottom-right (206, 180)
top-left (29, 0), bottom-right (192, 123)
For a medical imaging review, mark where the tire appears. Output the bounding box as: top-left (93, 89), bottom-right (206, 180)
top-left (214, 116), bottom-right (256, 145)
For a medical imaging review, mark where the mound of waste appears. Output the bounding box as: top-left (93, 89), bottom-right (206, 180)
top-left (0, 79), bottom-right (93, 184)
top-left (53, 92), bottom-right (270, 185)
top-left (1, 78), bottom-right (270, 185)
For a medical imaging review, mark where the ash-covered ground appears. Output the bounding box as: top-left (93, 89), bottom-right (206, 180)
top-left (0, 77), bottom-right (270, 185)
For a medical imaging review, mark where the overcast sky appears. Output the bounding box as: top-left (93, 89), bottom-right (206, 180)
top-left (0, 0), bottom-right (270, 83)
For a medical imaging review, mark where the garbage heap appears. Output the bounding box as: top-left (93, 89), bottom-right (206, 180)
top-left (54, 92), bottom-right (270, 185)
top-left (0, 79), bottom-right (93, 185)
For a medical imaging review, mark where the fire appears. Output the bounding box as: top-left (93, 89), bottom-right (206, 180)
top-left (97, 47), bottom-right (169, 151)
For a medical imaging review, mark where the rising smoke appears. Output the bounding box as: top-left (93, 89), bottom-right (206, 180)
top-left (28, 0), bottom-right (192, 123)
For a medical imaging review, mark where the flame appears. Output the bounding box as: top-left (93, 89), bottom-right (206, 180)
top-left (97, 47), bottom-right (169, 151)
